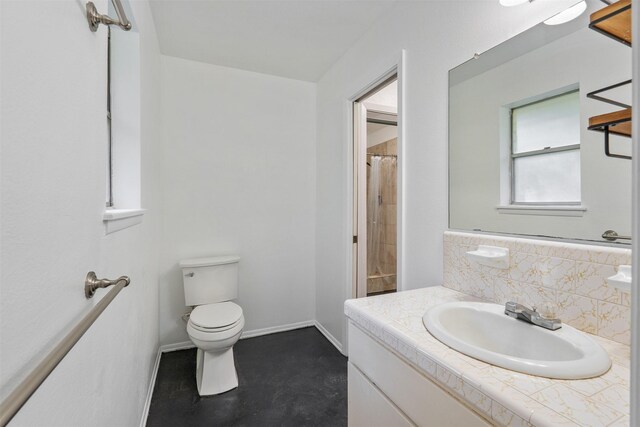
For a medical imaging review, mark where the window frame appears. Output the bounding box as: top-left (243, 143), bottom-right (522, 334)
top-left (509, 90), bottom-right (581, 206)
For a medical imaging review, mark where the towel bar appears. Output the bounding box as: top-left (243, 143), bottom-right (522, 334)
top-left (0, 272), bottom-right (131, 426)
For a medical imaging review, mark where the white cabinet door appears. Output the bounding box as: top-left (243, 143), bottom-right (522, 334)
top-left (348, 322), bottom-right (491, 427)
top-left (348, 362), bottom-right (415, 427)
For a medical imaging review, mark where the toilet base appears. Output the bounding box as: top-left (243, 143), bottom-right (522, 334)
top-left (195, 347), bottom-right (238, 396)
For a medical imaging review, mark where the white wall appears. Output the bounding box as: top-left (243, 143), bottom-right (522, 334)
top-left (0, 1), bottom-right (162, 426)
top-left (159, 56), bottom-right (316, 345)
top-left (450, 26), bottom-right (631, 241)
top-left (314, 0), bottom-right (578, 350)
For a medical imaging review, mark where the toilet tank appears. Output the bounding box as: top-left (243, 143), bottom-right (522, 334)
top-left (180, 255), bottom-right (240, 306)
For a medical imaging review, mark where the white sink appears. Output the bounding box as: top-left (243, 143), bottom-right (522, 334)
top-left (423, 301), bottom-right (611, 379)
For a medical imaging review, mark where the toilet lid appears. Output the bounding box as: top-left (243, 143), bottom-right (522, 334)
top-left (190, 302), bottom-right (243, 329)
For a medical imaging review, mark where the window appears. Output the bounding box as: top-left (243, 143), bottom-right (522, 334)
top-left (102, 1), bottom-right (145, 234)
top-left (511, 90), bottom-right (581, 205)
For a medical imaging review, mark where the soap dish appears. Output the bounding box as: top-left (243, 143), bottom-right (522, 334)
top-left (465, 245), bottom-right (509, 269)
top-left (606, 265), bottom-right (631, 293)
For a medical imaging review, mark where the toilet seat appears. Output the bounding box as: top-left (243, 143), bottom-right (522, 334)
top-left (189, 317), bottom-right (243, 333)
top-left (187, 312), bottom-right (245, 344)
top-left (189, 302), bottom-right (244, 333)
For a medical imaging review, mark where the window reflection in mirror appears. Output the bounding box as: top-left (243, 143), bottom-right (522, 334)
top-left (511, 90), bottom-right (581, 205)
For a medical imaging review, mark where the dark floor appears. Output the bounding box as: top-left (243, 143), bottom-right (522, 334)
top-left (146, 327), bottom-right (348, 427)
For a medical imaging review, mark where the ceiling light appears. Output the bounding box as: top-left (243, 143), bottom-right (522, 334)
top-left (499, 0), bottom-right (531, 6)
top-left (544, 1), bottom-right (587, 25)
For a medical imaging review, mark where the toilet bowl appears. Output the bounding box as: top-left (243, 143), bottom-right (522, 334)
top-left (186, 301), bottom-right (245, 396)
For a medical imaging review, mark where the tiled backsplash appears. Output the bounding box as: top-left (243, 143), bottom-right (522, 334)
top-left (443, 231), bottom-right (632, 345)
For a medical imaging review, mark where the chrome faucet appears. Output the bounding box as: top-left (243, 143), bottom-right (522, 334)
top-left (504, 301), bottom-right (562, 331)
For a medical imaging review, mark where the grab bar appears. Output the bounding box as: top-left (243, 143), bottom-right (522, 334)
top-left (0, 272), bottom-right (130, 426)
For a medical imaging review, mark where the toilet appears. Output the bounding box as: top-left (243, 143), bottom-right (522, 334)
top-left (180, 255), bottom-right (244, 396)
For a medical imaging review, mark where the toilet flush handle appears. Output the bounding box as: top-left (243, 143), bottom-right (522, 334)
top-left (185, 272), bottom-right (194, 278)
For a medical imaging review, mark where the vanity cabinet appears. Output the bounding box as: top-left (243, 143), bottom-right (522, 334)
top-left (348, 322), bottom-right (490, 427)
top-left (348, 362), bottom-right (414, 426)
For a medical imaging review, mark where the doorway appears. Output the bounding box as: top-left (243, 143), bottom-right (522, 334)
top-left (353, 76), bottom-right (398, 298)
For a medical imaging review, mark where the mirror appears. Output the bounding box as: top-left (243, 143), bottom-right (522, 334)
top-left (449, 0), bottom-right (632, 245)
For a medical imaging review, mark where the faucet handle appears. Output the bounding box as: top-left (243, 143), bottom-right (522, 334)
top-left (505, 301), bottom-right (518, 319)
top-left (538, 301), bottom-right (558, 320)
top-left (505, 301), bottom-right (519, 312)
top-left (505, 301), bottom-right (528, 314)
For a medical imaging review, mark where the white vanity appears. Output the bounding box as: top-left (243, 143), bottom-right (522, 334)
top-left (348, 318), bottom-right (490, 426)
top-left (345, 287), bottom-right (630, 427)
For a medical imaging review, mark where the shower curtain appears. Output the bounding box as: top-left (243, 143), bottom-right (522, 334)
top-left (367, 155), bottom-right (396, 277)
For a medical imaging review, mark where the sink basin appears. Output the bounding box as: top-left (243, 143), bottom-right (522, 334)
top-left (423, 301), bottom-right (611, 379)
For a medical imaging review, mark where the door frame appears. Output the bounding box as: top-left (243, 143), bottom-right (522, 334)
top-left (353, 100), bottom-right (368, 299)
top-left (347, 51), bottom-right (405, 299)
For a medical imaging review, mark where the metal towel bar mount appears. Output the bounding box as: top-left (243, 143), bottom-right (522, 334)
top-left (86, 0), bottom-right (132, 32)
top-left (0, 272), bottom-right (131, 427)
top-left (85, 271), bottom-right (130, 298)
top-left (602, 230), bottom-right (632, 242)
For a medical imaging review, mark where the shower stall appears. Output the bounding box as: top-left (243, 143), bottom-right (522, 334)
top-left (366, 147), bottom-right (397, 295)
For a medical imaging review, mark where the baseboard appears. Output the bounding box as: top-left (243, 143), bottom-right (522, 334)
top-left (240, 320), bottom-right (315, 339)
top-left (138, 348), bottom-right (163, 427)
top-left (314, 320), bottom-right (345, 355)
top-left (155, 320), bottom-right (317, 354)
top-left (159, 341), bottom-right (195, 353)
top-left (139, 319), bottom-right (337, 427)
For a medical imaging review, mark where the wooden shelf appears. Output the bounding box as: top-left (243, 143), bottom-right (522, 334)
top-left (588, 0), bottom-right (632, 159)
top-left (588, 108), bottom-right (632, 137)
top-left (590, 0), bottom-right (632, 47)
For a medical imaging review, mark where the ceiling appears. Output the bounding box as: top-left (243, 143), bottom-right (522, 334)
top-left (149, 0), bottom-right (397, 82)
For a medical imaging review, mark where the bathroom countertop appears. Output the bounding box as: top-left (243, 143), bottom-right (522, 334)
top-left (344, 286), bottom-right (630, 427)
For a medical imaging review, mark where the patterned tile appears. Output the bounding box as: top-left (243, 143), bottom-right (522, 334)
top-left (493, 277), bottom-right (523, 305)
top-left (517, 282), bottom-right (557, 313)
top-left (564, 363), bottom-right (629, 397)
top-left (415, 349), bottom-right (437, 377)
top-left (436, 364), bottom-right (463, 394)
top-left (529, 405), bottom-right (581, 427)
top-left (607, 415), bottom-right (630, 427)
top-left (510, 252), bottom-right (539, 284)
top-left (620, 291), bottom-right (630, 307)
top-left (598, 302), bottom-right (630, 345)
top-left (556, 292), bottom-right (597, 334)
top-left (481, 365), bottom-right (554, 395)
top-left (591, 384), bottom-right (629, 416)
top-left (531, 384), bottom-right (623, 427)
top-left (578, 248), bottom-right (632, 267)
top-left (538, 257), bottom-right (575, 291)
top-left (574, 262), bottom-right (620, 304)
top-left (491, 401), bottom-right (530, 427)
top-left (459, 382), bottom-right (492, 418)
top-left (443, 231), bottom-right (630, 344)
top-left (595, 338), bottom-right (631, 370)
